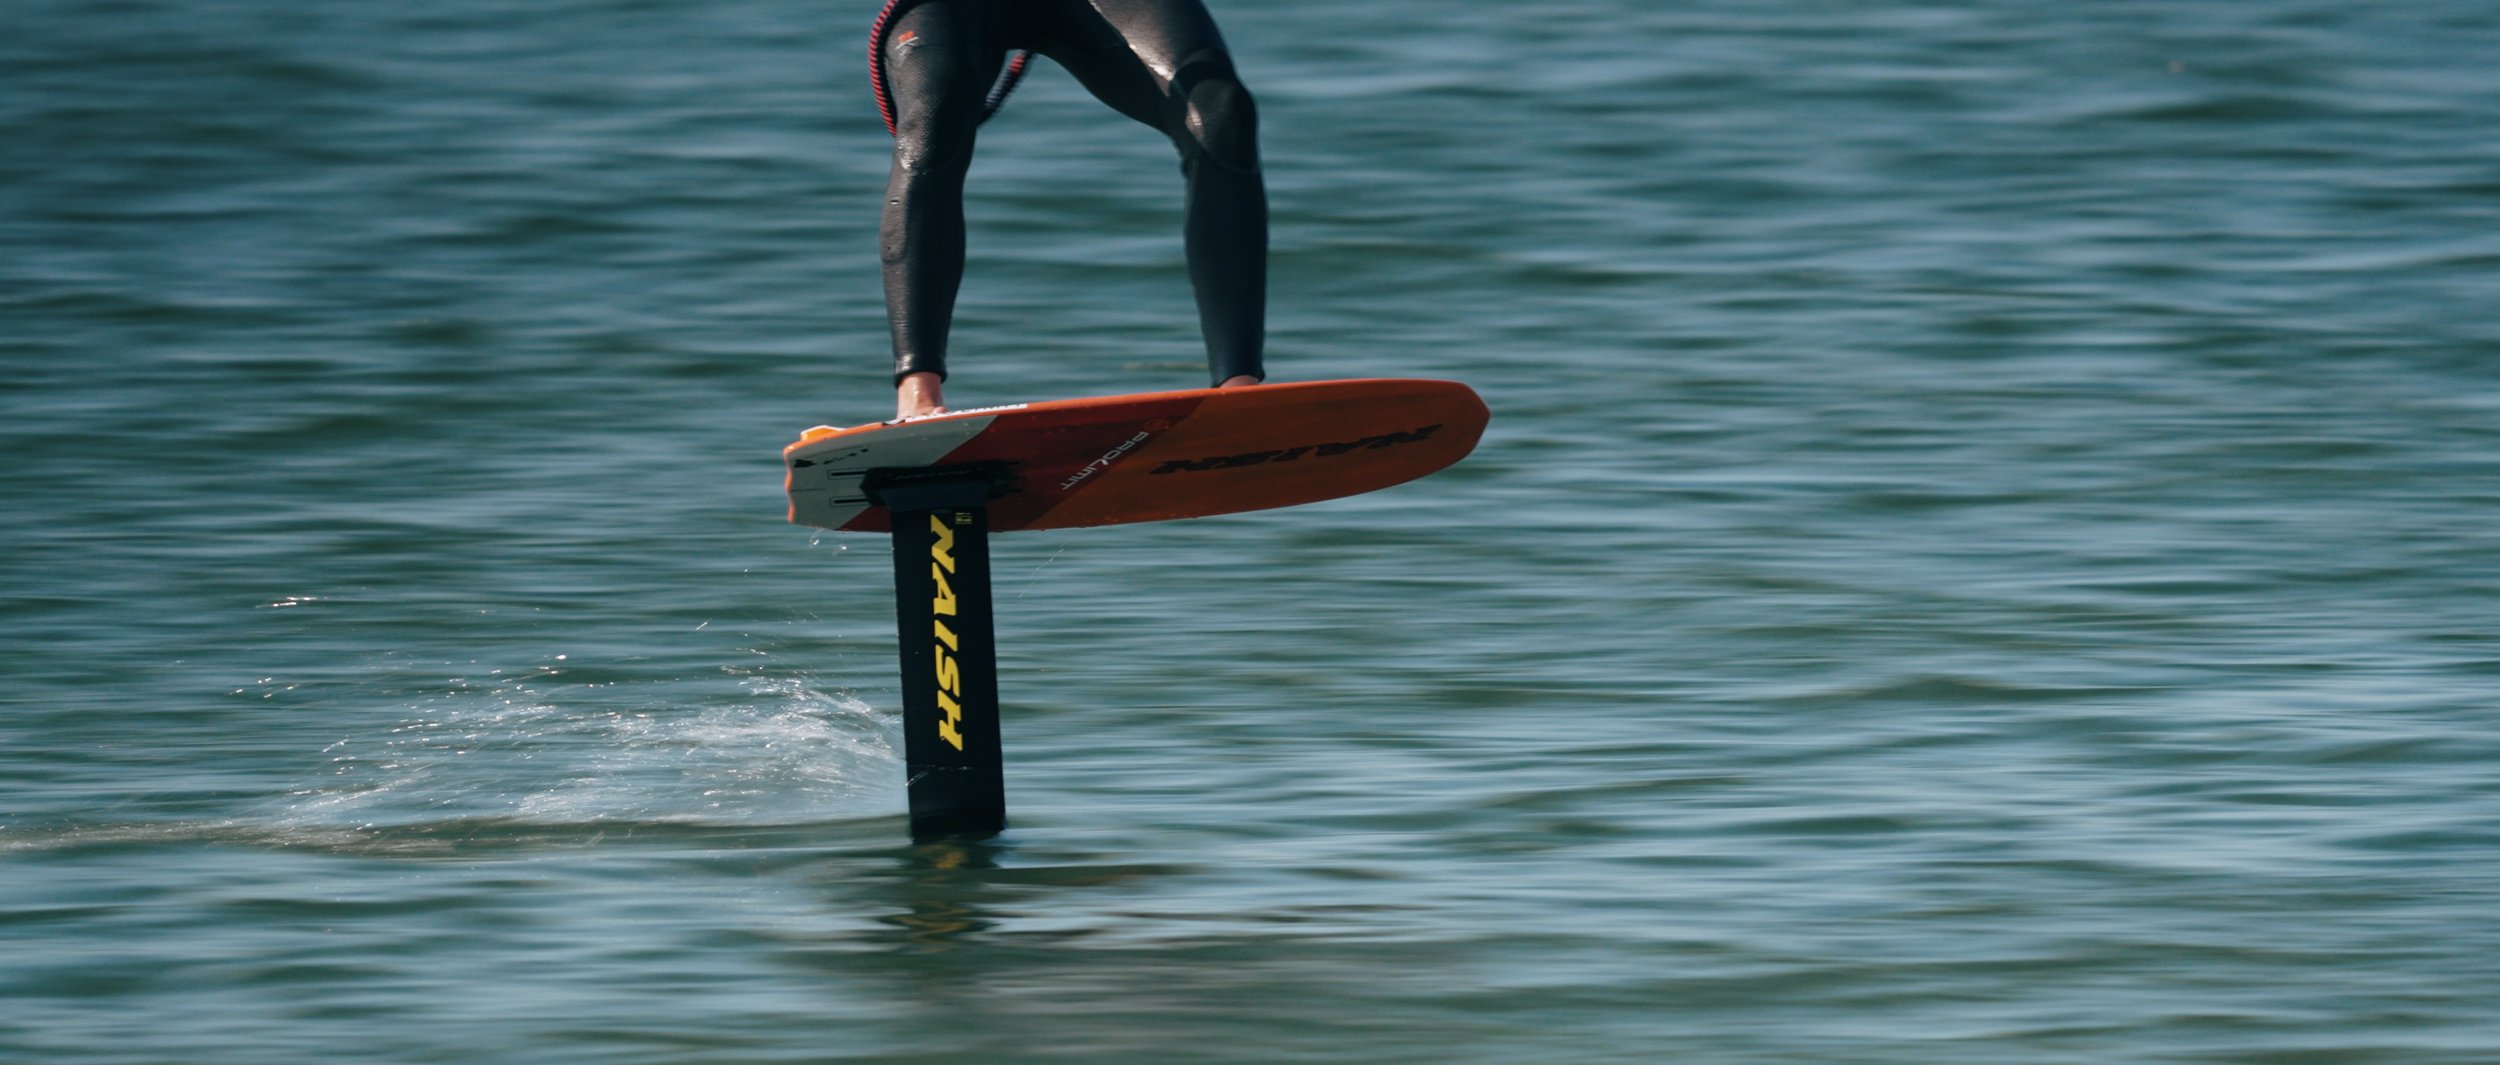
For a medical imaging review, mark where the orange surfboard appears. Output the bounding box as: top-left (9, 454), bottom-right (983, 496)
top-left (785, 378), bottom-right (1487, 533)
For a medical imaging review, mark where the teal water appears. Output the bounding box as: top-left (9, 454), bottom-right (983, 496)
top-left (6, 0), bottom-right (2499, 1061)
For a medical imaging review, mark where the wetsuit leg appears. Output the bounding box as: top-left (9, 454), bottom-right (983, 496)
top-left (879, 0), bottom-right (1008, 384)
top-left (1034, 0), bottom-right (1267, 385)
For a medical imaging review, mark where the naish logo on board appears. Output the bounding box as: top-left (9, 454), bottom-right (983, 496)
top-left (1147, 424), bottom-right (1443, 475)
top-left (1058, 431), bottom-right (1154, 491)
top-left (929, 513), bottom-right (966, 751)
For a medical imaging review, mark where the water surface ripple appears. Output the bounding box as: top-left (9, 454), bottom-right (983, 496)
top-left (5, 0), bottom-right (2497, 1061)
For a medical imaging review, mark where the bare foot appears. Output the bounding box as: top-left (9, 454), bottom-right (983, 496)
top-left (1216, 374), bottom-right (1262, 389)
top-left (895, 372), bottom-right (946, 419)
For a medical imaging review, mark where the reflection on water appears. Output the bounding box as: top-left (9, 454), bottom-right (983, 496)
top-left (876, 840), bottom-right (1012, 947)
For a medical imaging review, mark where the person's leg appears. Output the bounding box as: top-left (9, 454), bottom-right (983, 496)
top-left (879, 0), bottom-right (1007, 413)
top-left (1038, 0), bottom-right (1267, 387)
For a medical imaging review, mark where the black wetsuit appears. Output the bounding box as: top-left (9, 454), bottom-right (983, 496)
top-left (871, 0), bottom-right (1266, 386)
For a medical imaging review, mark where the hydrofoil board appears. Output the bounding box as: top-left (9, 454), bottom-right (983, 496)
top-left (785, 378), bottom-right (1487, 533)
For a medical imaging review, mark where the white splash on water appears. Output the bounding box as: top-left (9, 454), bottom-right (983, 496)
top-left (284, 656), bottom-right (904, 831)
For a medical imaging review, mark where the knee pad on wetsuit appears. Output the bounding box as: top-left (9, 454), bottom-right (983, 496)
top-left (882, 47), bottom-right (980, 175)
top-left (1167, 52), bottom-right (1259, 174)
top-left (891, 126), bottom-right (969, 177)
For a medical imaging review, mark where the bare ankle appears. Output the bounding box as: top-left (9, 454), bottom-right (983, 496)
top-left (896, 372), bottom-right (946, 418)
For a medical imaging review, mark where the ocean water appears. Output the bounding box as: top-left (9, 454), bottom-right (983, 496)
top-left (5, 0), bottom-right (2499, 1061)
